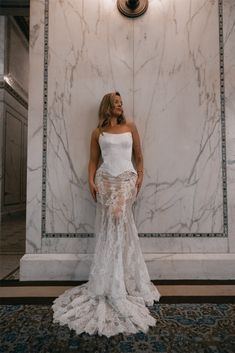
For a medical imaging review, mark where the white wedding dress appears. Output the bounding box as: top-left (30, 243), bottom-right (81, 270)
top-left (52, 132), bottom-right (161, 337)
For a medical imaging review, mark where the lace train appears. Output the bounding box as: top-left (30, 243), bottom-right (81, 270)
top-left (52, 170), bottom-right (161, 337)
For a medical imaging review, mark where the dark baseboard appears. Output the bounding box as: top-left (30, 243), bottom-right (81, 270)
top-left (1, 279), bottom-right (235, 287)
top-left (152, 279), bottom-right (235, 285)
top-left (1, 296), bottom-right (235, 305)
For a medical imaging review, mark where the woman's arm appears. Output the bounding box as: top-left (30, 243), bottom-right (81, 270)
top-left (131, 122), bottom-right (143, 173)
top-left (128, 121), bottom-right (144, 194)
top-left (88, 128), bottom-right (101, 201)
top-left (88, 128), bottom-right (100, 182)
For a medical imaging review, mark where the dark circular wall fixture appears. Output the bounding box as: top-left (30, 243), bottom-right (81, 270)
top-left (117, 0), bottom-right (148, 18)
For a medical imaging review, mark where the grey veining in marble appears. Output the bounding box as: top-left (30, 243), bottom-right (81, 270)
top-left (19, 0), bottom-right (235, 281)
top-left (23, 0), bottom-right (234, 258)
top-left (133, 0), bottom-right (223, 234)
top-left (224, 0), bottom-right (235, 252)
top-left (42, 0), bottom-right (223, 237)
top-left (45, 0), bottom-right (133, 234)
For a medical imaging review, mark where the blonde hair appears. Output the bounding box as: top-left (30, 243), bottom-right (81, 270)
top-left (97, 92), bottom-right (126, 131)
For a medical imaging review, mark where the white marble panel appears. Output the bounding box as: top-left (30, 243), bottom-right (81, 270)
top-left (20, 253), bottom-right (235, 280)
top-left (133, 0), bottom-right (223, 234)
top-left (41, 236), bottom-right (228, 254)
top-left (224, 0), bottom-right (235, 252)
top-left (46, 0), bottom-right (133, 233)
top-left (20, 0), bottom-right (235, 281)
top-left (25, 0), bottom-right (45, 252)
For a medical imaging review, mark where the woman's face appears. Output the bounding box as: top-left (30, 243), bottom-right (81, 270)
top-left (112, 95), bottom-right (123, 117)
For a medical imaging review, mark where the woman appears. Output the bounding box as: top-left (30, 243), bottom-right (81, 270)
top-left (52, 92), bottom-right (161, 337)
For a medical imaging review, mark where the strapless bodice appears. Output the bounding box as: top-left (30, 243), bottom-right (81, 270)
top-left (97, 132), bottom-right (137, 177)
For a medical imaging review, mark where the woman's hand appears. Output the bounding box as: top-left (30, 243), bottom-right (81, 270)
top-left (135, 173), bottom-right (143, 196)
top-left (89, 180), bottom-right (98, 202)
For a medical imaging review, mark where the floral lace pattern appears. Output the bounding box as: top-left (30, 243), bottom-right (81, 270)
top-left (52, 169), bottom-right (161, 337)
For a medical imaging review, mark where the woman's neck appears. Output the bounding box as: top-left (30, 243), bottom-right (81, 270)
top-left (110, 117), bottom-right (118, 126)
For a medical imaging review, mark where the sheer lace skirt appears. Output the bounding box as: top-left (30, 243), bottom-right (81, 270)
top-left (52, 169), bottom-right (161, 337)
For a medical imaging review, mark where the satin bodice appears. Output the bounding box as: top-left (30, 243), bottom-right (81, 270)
top-left (97, 132), bottom-right (137, 177)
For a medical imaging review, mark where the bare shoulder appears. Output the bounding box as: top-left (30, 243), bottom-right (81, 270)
top-left (126, 119), bottom-right (138, 132)
top-left (91, 127), bottom-right (100, 139)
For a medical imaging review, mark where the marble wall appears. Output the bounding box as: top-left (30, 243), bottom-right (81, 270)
top-left (134, 0), bottom-right (223, 235)
top-left (20, 0), bottom-right (235, 280)
top-left (224, 0), bottom-right (235, 253)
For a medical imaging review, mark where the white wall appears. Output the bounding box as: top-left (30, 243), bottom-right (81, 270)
top-left (20, 0), bottom-right (235, 280)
